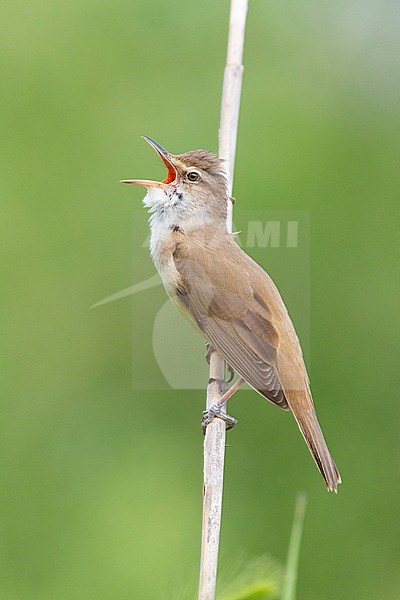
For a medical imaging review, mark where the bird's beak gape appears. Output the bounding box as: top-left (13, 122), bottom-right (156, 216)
top-left (120, 136), bottom-right (178, 188)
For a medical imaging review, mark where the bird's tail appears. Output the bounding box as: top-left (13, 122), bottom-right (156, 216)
top-left (292, 407), bottom-right (341, 492)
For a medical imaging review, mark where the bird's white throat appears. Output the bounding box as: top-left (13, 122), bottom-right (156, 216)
top-left (143, 187), bottom-right (213, 261)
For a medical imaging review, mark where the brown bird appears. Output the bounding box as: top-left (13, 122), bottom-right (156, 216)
top-left (122, 136), bottom-right (341, 492)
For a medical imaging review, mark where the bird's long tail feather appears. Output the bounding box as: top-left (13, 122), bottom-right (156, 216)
top-left (293, 408), bottom-right (341, 492)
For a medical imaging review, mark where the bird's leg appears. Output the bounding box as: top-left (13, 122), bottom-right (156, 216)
top-left (205, 342), bottom-right (235, 382)
top-left (226, 363), bottom-right (235, 383)
top-left (201, 376), bottom-right (245, 434)
top-left (204, 341), bottom-right (213, 365)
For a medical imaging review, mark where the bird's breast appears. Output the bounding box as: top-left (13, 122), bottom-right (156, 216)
top-left (150, 228), bottom-right (182, 296)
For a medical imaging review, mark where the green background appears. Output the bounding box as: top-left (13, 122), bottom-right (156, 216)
top-left (1, 1), bottom-right (398, 599)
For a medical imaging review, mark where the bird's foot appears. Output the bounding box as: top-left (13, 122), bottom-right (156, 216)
top-left (201, 404), bottom-right (237, 434)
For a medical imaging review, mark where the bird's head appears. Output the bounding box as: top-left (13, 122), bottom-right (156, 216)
top-left (121, 137), bottom-right (229, 226)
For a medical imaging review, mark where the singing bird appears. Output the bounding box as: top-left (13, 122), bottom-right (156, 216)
top-left (122, 136), bottom-right (341, 492)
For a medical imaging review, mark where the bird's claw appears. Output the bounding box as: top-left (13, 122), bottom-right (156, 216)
top-left (201, 404), bottom-right (237, 435)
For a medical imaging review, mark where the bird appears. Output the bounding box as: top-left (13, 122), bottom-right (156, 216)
top-left (122, 136), bottom-right (341, 492)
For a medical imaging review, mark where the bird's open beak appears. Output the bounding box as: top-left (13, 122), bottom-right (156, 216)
top-left (120, 136), bottom-right (178, 188)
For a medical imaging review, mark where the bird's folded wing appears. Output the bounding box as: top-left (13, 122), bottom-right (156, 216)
top-left (173, 243), bottom-right (289, 410)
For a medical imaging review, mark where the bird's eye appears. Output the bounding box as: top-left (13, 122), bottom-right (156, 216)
top-left (187, 171), bottom-right (200, 182)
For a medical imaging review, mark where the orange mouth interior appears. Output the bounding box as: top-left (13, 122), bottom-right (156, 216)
top-left (159, 153), bottom-right (177, 184)
top-left (120, 137), bottom-right (177, 188)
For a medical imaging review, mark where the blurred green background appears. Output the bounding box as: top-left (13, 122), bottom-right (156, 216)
top-left (1, 1), bottom-right (398, 599)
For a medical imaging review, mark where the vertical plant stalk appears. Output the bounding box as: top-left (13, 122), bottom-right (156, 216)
top-left (198, 2), bottom-right (248, 600)
top-left (281, 493), bottom-right (308, 600)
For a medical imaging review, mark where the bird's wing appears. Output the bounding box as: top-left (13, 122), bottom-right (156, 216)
top-left (173, 239), bottom-right (289, 410)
